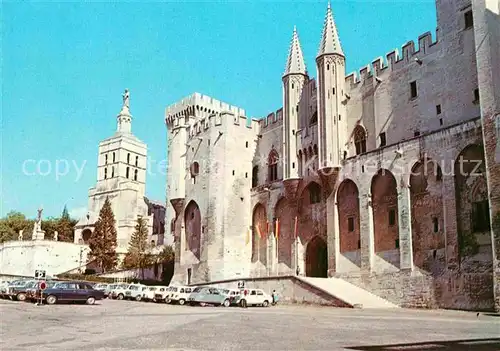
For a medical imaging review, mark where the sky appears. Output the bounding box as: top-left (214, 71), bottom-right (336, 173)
top-left (1, 0), bottom-right (437, 220)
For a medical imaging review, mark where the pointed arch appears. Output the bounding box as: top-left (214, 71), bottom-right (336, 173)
top-left (268, 149), bottom-right (279, 182)
top-left (353, 125), bottom-right (367, 155)
top-left (337, 179), bottom-right (360, 253)
top-left (305, 236), bottom-right (328, 277)
top-left (252, 203), bottom-right (268, 266)
top-left (371, 169), bottom-right (399, 253)
top-left (410, 159), bottom-right (444, 269)
top-left (301, 181), bottom-right (322, 206)
top-left (274, 197), bottom-right (293, 270)
top-left (184, 200), bottom-right (201, 259)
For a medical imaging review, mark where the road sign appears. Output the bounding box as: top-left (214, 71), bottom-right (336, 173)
top-left (39, 281), bottom-right (47, 290)
top-left (34, 270), bottom-right (46, 279)
top-left (237, 280), bottom-right (245, 289)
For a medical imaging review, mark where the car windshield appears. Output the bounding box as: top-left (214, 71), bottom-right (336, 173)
top-left (192, 287), bottom-right (203, 293)
top-left (130, 286), bottom-right (139, 291)
top-left (221, 289), bottom-right (229, 294)
top-left (149, 287), bottom-right (156, 291)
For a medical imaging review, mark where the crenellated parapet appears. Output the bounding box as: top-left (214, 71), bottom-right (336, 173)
top-left (165, 92), bottom-right (246, 127)
top-left (345, 31), bottom-right (438, 88)
top-left (257, 108), bottom-right (284, 133)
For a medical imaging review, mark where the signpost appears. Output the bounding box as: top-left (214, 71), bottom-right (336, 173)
top-left (34, 270), bottom-right (46, 306)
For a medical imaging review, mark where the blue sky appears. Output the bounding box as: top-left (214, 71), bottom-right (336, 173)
top-left (1, 0), bottom-right (436, 220)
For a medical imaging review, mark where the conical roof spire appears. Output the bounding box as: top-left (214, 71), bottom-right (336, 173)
top-left (317, 1), bottom-right (344, 57)
top-left (283, 25), bottom-right (307, 76)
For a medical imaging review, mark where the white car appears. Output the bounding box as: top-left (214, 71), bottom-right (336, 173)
top-left (124, 284), bottom-right (147, 301)
top-left (110, 284), bottom-right (131, 300)
top-left (143, 286), bottom-right (168, 302)
top-left (235, 289), bottom-right (272, 307)
top-left (153, 286), bottom-right (171, 302)
top-left (166, 286), bottom-right (195, 305)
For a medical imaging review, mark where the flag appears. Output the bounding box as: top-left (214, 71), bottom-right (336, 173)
top-left (294, 216), bottom-right (298, 240)
top-left (256, 223), bottom-right (262, 240)
top-left (266, 221), bottom-right (270, 237)
top-left (275, 218), bottom-right (280, 240)
top-left (246, 227), bottom-right (250, 245)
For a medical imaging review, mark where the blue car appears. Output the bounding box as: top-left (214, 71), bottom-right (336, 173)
top-left (42, 281), bottom-right (105, 305)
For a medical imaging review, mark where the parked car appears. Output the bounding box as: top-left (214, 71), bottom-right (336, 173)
top-left (27, 281), bottom-right (60, 302)
top-left (103, 284), bottom-right (119, 298)
top-left (124, 284), bottom-right (147, 301)
top-left (188, 287), bottom-right (235, 307)
top-left (93, 283), bottom-right (109, 293)
top-left (154, 286), bottom-right (171, 303)
top-left (235, 288), bottom-right (272, 307)
top-left (43, 281), bottom-right (105, 305)
top-left (4, 280), bottom-right (37, 301)
top-left (110, 284), bottom-right (131, 300)
top-left (143, 286), bottom-right (168, 302)
top-left (166, 286), bottom-right (195, 305)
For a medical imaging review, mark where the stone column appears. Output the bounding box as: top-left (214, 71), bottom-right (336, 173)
top-left (442, 175), bottom-right (459, 269)
top-left (360, 193), bottom-right (375, 272)
top-left (398, 185), bottom-right (414, 270)
top-left (267, 231), bottom-right (276, 276)
top-left (326, 194), bottom-right (338, 275)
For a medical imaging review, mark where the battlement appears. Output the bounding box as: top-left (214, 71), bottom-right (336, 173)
top-left (183, 110), bottom-right (261, 141)
top-left (165, 92), bottom-right (246, 126)
top-left (257, 108), bottom-right (284, 133)
top-left (345, 31), bottom-right (438, 87)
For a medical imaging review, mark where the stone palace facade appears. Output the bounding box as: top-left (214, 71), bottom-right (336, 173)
top-left (165, 0), bottom-right (500, 311)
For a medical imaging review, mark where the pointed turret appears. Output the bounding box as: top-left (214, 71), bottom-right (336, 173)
top-left (284, 26), bottom-right (307, 76)
top-left (317, 1), bottom-right (344, 57)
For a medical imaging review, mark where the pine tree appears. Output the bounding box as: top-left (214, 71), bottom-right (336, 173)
top-left (123, 216), bottom-right (150, 279)
top-left (55, 205), bottom-right (76, 242)
top-left (88, 197), bottom-right (118, 273)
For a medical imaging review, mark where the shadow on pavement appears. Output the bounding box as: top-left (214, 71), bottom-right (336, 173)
top-left (345, 338), bottom-right (500, 350)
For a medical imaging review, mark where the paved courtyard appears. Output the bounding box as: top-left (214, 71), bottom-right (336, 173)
top-left (0, 299), bottom-right (499, 350)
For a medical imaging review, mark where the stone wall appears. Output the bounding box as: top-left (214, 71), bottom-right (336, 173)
top-left (194, 276), bottom-right (352, 307)
top-left (0, 240), bottom-right (90, 278)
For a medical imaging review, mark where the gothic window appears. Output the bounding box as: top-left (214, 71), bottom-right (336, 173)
top-left (268, 149), bottom-right (279, 182)
top-left (190, 162), bottom-right (200, 177)
top-left (354, 126), bottom-right (367, 155)
top-left (308, 182), bottom-right (321, 204)
top-left (127, 153), bottom-right (130, 164)
top-left (104, 168), bottom-right (107, 179)
top-left (310, 111), bottom-right (318, 125)
top-left (105, 154), bottom-right (108, 164)
top-left (134, 169), bottom-right (138, 181)
top-left (126, 167), bottom-right (130, 179)
top-left (380, 132), bottom-right (387, 147)
top-left (113, 152), bottom-right (116, 163)
top-left (410, 81), bottom-right (418, 99)
top-left (472, 200), bottom-right (490, 232)
top-left (111, 166), bottom-right (115, 178)
top-left (252, 166), bottom-right (259, 188)
top-left (135, 156), bottom-right (138, 167)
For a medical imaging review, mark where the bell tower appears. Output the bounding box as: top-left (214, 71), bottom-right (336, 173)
top-left (316, 2), bottom-right (347, 172)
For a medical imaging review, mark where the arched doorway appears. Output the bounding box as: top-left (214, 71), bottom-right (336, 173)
top-left (184, 200), bottom-right (201, 259)
top-left (337, 179), bottom-right (360, 253)
top-left (305, 236), bottom-right (328, 277)
top-left (82, 229), bottom-right (92, 245)
top-left (252, 203), bottom-right (268, 266)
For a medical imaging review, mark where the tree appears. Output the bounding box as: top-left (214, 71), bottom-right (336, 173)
top-left (0, 211), bottom-right (33, 242)
top-left (122, 216), bottom-right (150, 279)
top-left (55, 206), bottom-right (77, 242)
top-left (88, 197), bottom-right (118, 273)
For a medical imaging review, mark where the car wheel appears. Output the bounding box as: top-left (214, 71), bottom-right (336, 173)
top-left (46, 295), bottom-right (57, 305)
top-left (179, 299), bottom-right (185, 305)
top-left (135, 295), bottom-right (141, 302)
top-left (223, 299), bottom-right (230, 307)
top-left (16, 293), bottom-right (26, 302)
top-left (239, 299), bottom-right (247, 308)
top-left (86, 297), bottom-right (96, 305)
top-left (262, 300), bottom-right (269, 307)
top-left (117, 294), bottom-right (124, 300)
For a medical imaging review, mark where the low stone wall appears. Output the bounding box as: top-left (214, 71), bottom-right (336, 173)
top-left (337, 269), bottom-right (495, 311)
top-left (0, 240), bottom-right (90, 278)
top-left (191, 275), bottom-right (352, 307)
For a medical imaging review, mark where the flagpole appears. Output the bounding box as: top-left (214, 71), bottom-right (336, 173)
top-left (294, 216), bottom-right (298, 275)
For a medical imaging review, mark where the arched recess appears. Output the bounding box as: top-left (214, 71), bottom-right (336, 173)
top-left (275, 198), bottom-right (293, 270)
top-left (268, 149), bottom-right (279, 182)
top-left (184, 200), bottom-right (201, 259)
top-left (371, 169), bottom-right (399, 253)
top-left (353, 125), bottom-right (367, 155)
top-left (302, 181), bottom-right (322, 206)
top-left (82, 229), bottom-right (92, 245)
top-left (454, 144), bottom-right (491, 263)
top-left (337, 179), bottom-right (360, 253)
top-left (305, 236), bottom-right (328, 277)
top-left (410, 160), bottom-right (444, 270)
top-left (252, 203), bottom-right (268, 266)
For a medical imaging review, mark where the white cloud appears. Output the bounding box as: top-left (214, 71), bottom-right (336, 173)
top-left (69, 206), bottom-right (87, 219)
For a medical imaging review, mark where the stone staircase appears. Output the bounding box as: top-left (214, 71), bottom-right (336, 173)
top-left (298, 276), bottom-right (399, 308)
